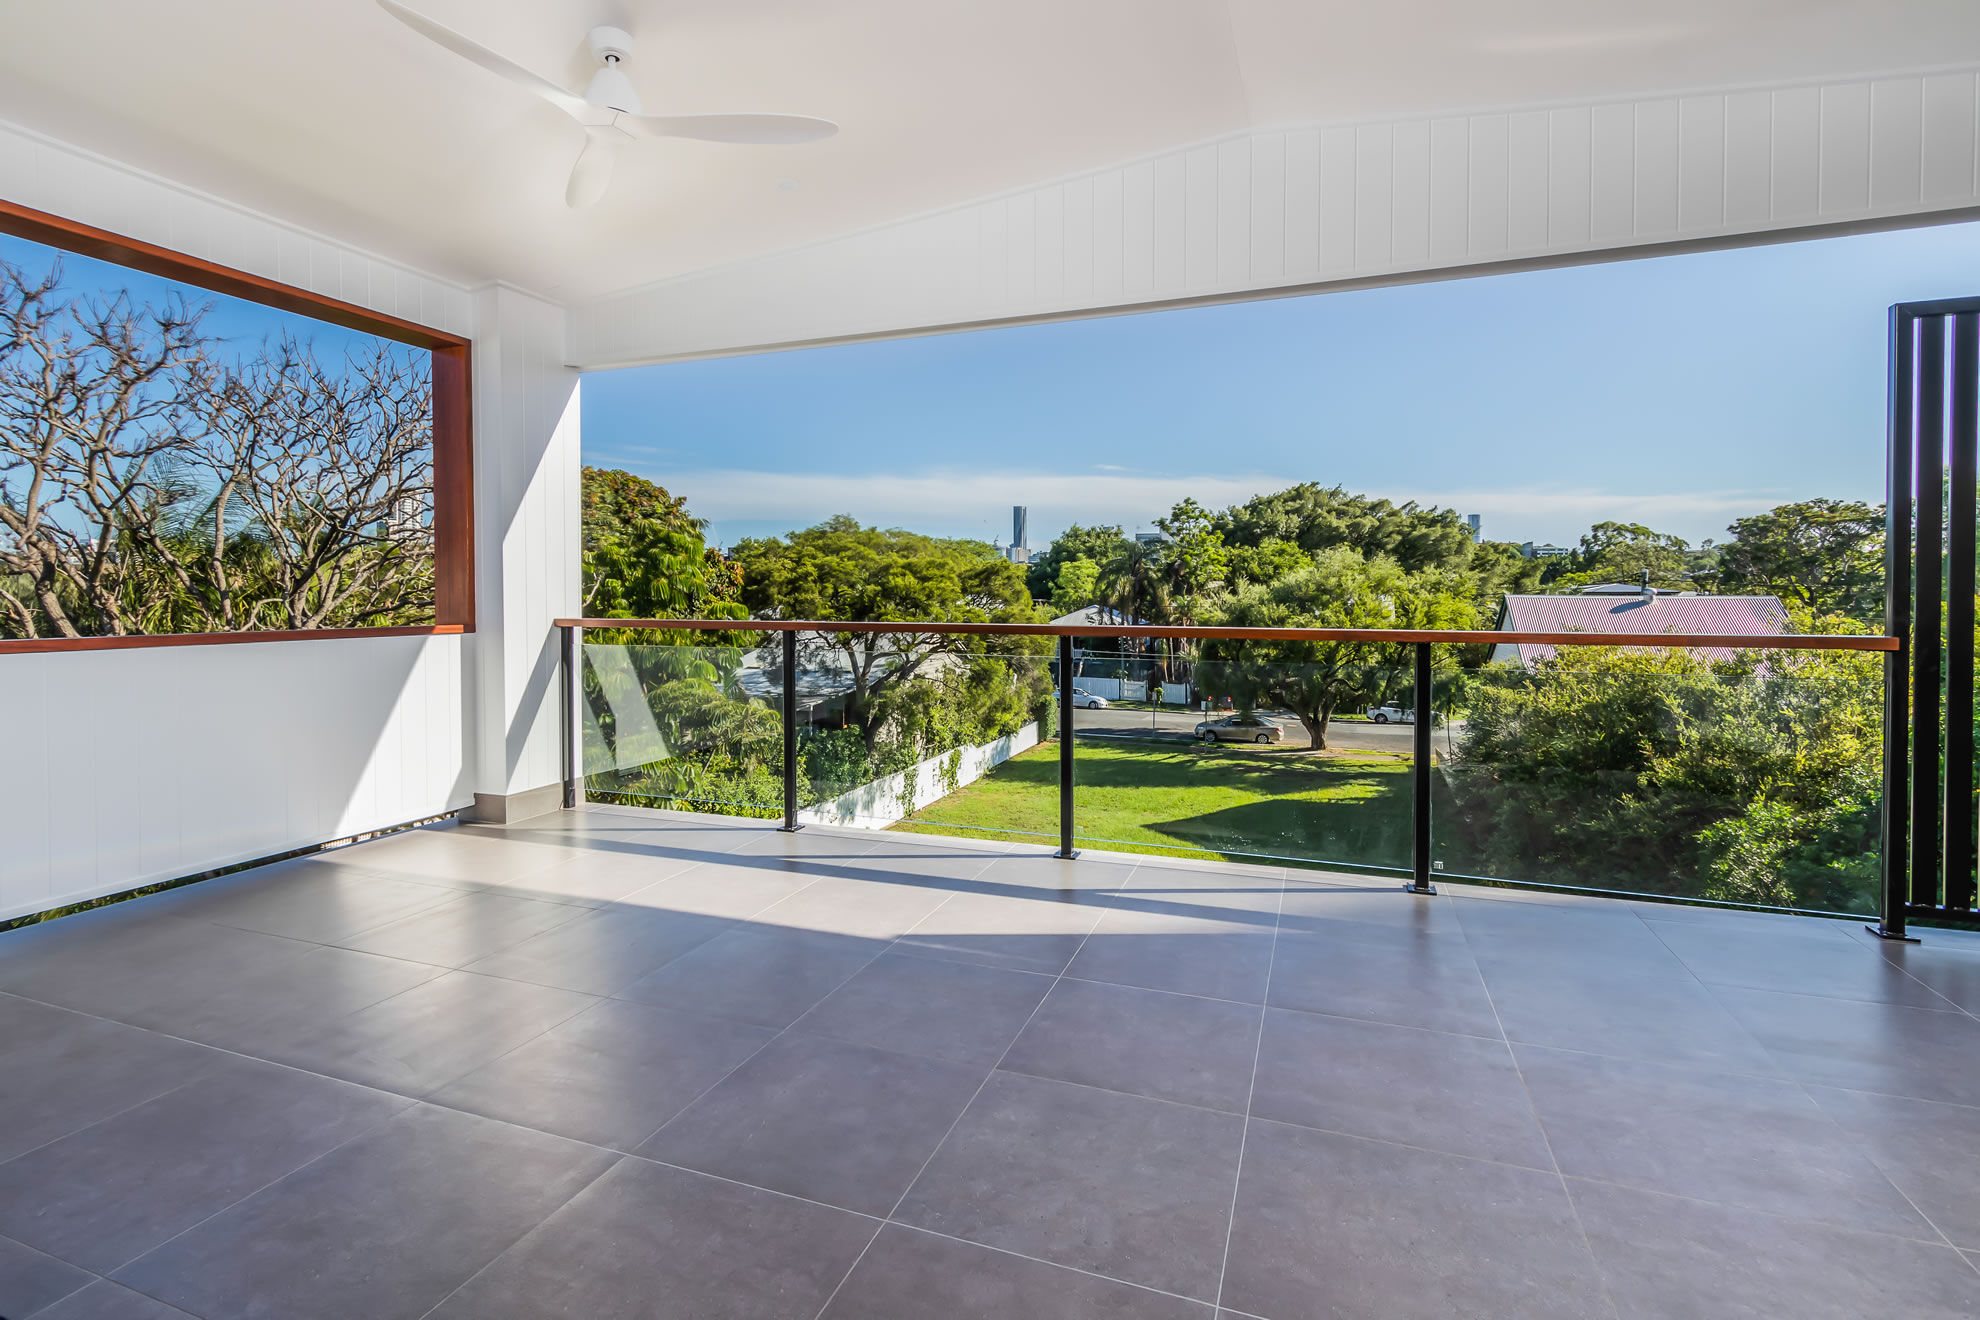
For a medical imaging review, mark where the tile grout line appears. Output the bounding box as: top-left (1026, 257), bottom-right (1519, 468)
top-left (808, 859), bottom-right (1151, 1320)
top-left (1457, 896), bottom-right (1625, 1320)
top-left (1210, 868), bottom-right (1285, 1314)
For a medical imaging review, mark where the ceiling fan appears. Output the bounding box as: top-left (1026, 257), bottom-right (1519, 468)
top-left (377, 1), bottom-right (837, 208)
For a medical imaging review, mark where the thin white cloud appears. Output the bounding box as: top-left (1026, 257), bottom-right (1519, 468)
top-left (663, 467), bottom-right (1794, 547)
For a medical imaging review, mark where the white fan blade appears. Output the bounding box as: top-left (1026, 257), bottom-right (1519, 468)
top-left (629, 113), bottom-right (838, 145)
top-left (377, 0), bottom-right (591, 121)
top-left (566, 127), bottom-right (625, 208)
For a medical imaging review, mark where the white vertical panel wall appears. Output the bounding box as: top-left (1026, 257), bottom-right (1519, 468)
top-left (572, 65), bottom-right (1980, 366)
top-left (0, 120), bottom-right (491, 919)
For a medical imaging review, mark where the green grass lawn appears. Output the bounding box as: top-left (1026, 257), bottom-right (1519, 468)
top-left (892, 736), bottom-right (1414, 874)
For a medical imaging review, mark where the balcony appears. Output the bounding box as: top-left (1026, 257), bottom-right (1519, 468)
top-left (4, 805), bottom-right (1979, 1318)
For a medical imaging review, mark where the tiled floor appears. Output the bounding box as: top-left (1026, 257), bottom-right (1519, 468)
top-left (4, 806), bottom-right (1980, 1319)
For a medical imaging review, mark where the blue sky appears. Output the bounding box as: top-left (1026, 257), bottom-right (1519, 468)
top-left (584, 219), bottom-right (1980, 554)
top-left (0, 233), bottom-right (395, 366)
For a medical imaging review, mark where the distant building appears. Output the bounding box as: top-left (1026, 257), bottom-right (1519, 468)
top-left (1519, 541), bottom-right (1570, 559)
top-left (1006, 505), bottom-right (1030, 564)
top-left (1134, 531), bottom-right (1165, 547)
top-left (1490, 591), bottom-right (1790, 667)
top-left (1463, 513), bottom-right (1481, 542)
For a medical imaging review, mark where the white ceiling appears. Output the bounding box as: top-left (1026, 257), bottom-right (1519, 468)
top-left (4, 1), bottom-right (1978, 302)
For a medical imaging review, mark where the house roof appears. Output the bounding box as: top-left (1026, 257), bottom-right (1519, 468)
top-left (1495, 593), bottom-right (1790, 666)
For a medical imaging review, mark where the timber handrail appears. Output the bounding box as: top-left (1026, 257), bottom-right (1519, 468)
top-left (553, 617), bottom-right (1899, 651)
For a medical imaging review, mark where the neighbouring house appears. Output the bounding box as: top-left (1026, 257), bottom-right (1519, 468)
top-left (1490, 589), bottom-right (1790, 666)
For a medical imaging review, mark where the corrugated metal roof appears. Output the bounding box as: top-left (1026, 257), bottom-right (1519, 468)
top-left (1495, 593), bottom-right (1790, 665)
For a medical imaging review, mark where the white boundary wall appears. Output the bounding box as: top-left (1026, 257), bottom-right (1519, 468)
top-left (798, 723), bottom-right (1040, 830)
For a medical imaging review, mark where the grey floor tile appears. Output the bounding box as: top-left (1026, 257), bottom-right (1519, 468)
top-left (1454, 896), bottom-right (1682, 969)
top-left (1251, 1008), bottom-right (1554, 1169)
top-left (332, 891), bottom-right (586, 968)
top-left (897, 1070), bottom-right (1244, 1301)
top-left (1863, 937), bottom-right (1980, 1014)
top-left (0, 915), bottom-right (307, 1025)
top-left (1221, 1120), bottom-right (1611, 1320)
top-left (121, 942), bottom-right (445, 1057)
top-left (969, 850), bottom-right (1137, 894)
top-left (821, 1224), bottom-right (1212, 1319)
top-left (793, 952), bottom-right (1053, 1066)
top-left (148, 860), bottom-right (458, 944)
top-left (896, 890), bottom-right (1104, 975)
top-left (1002, 977), bottom-right (1261, 1113)
top-left (0, 1009), bottom-right (224, 1165)
top-left (488, 846), bottom-right (702, 907)
top-left (0, 1234), bottom-right (93, 1319)
top-left (1266, 927), bottom-right (1502, 1037)
top-left (337, 825), bottom-right (585, 888)
top-left (1714, 985), bottom-right (1980, 1106)
top-left (1107, 866), bottom-right (1284, 924)
top-left (1571, 1178), bottom-right (1980, 1320)
top-left (1514, 1044), bottom-right (1933, 1237)
top-left (1067, 911), bottom-right (1276, 1004)
top-left (29, 1279), bottom-right (199, 1319)
top-left (258, 970), bottom-right (597, 1096)
top-left (463, 905), bottom-right (734, 996)
top-left (641, 1032), bottom-right (987, 1215)
top-left (1807, 1085), bottom-right (1980, 1249)
top-left (749, 874), bottom-right (959, 939)
top-left (620, 860), bottom-right (822, 920)
top-left (1475, 951), bottom-right (1779, 1074)
top-left (0, 1056), bottom-right (409, 1274)
top-left (428, 1157), bottom-right (874, 1320)
top-left (616, 927), bottom-right (885, 1029)
top-left (428, 998), bottom-right (774, 1150)
top-left (114, 1104), bottom-right (615, 1320)
top-left (1275, 883), bottom-right (1463, 941)
top-left (1648, 920), bottom-right (1950, 1006)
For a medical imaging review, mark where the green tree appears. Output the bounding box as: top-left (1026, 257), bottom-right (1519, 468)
top-left (581, 466), bottom-right (699, 550)
top-left (1048, 557), bottom-right (1101, 615)
top-left (1215, 483), bottom-right (1477, 574)
top-left (1718, 499), bottom-right (1884, 621)
top-left (1154, 498), bottom-right (1229, 605)
top-left (1027, 523), bottom-right (1133, 600)
top-left (1553, 520), bottom-right (1693, 589)
top-left (1225, 537), bottom-right (1309, 589)
top-left (731, 516), bottom-right (1042, 750)
top-left (1198, 547), bottom-right (1476, 749)
top-left (582, 518), bottom-right (745, 622)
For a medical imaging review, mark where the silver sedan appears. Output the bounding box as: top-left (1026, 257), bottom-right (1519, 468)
top-left (1194, 715), bottom-right (1286, 744)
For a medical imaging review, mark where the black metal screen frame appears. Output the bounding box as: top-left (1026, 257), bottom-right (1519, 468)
top-left (1877, 298), bottom-right (1980, 937)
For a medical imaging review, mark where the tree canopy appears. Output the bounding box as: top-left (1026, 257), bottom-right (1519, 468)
top-left (1718, 498), bottom-right (1884, 622)
top-left (1026, 522), bottom-right (1132, 601)
top-left (1215, 483), bottom-right (1477, 574)
top-left (1197, 547), bottom-right (1476, 748)
top-left (730, 516), bottom-right (1042, 748)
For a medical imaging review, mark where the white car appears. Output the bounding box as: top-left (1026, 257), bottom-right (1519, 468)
top-left (1365, 704), bottom-right (1412, 724)
top-left (1054, 686), bottom-right (1109, 709)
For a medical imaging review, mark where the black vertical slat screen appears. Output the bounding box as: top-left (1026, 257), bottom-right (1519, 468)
top-left (1946, 315), bottom-right (1979, 913)
top-left (1882, 298), bottom-right (1980, 933)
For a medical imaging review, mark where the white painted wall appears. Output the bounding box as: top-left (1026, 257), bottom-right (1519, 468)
top-left (572, 65), bottom-right (1980, 366)
top-left (0, 119), bottom-right (556, 913)
top-left (470, 285), bottom-right (583, 807)
top-left (0, 635), bottom-right (469, 922)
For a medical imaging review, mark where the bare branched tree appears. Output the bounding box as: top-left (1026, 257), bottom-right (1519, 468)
top-left (0, 260), bottom-right (212, 637)
top-left (0, 255), bottom-right (437, 639)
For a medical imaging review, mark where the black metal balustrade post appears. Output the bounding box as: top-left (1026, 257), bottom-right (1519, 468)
top-left (1058, 634), bottom-right (1078, 859)
top-left (1946, 313), bottom-right (1978, 915)
top-left (781, 628), bottom-right (803, 833)
top-left (561, 624), bottom-right (579, 810)
top-left (1407, 640), bottom-right (1436, 894)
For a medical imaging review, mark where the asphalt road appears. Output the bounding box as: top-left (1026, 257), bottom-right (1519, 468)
top-left (1070, 706), bottom-right (1448, 754)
